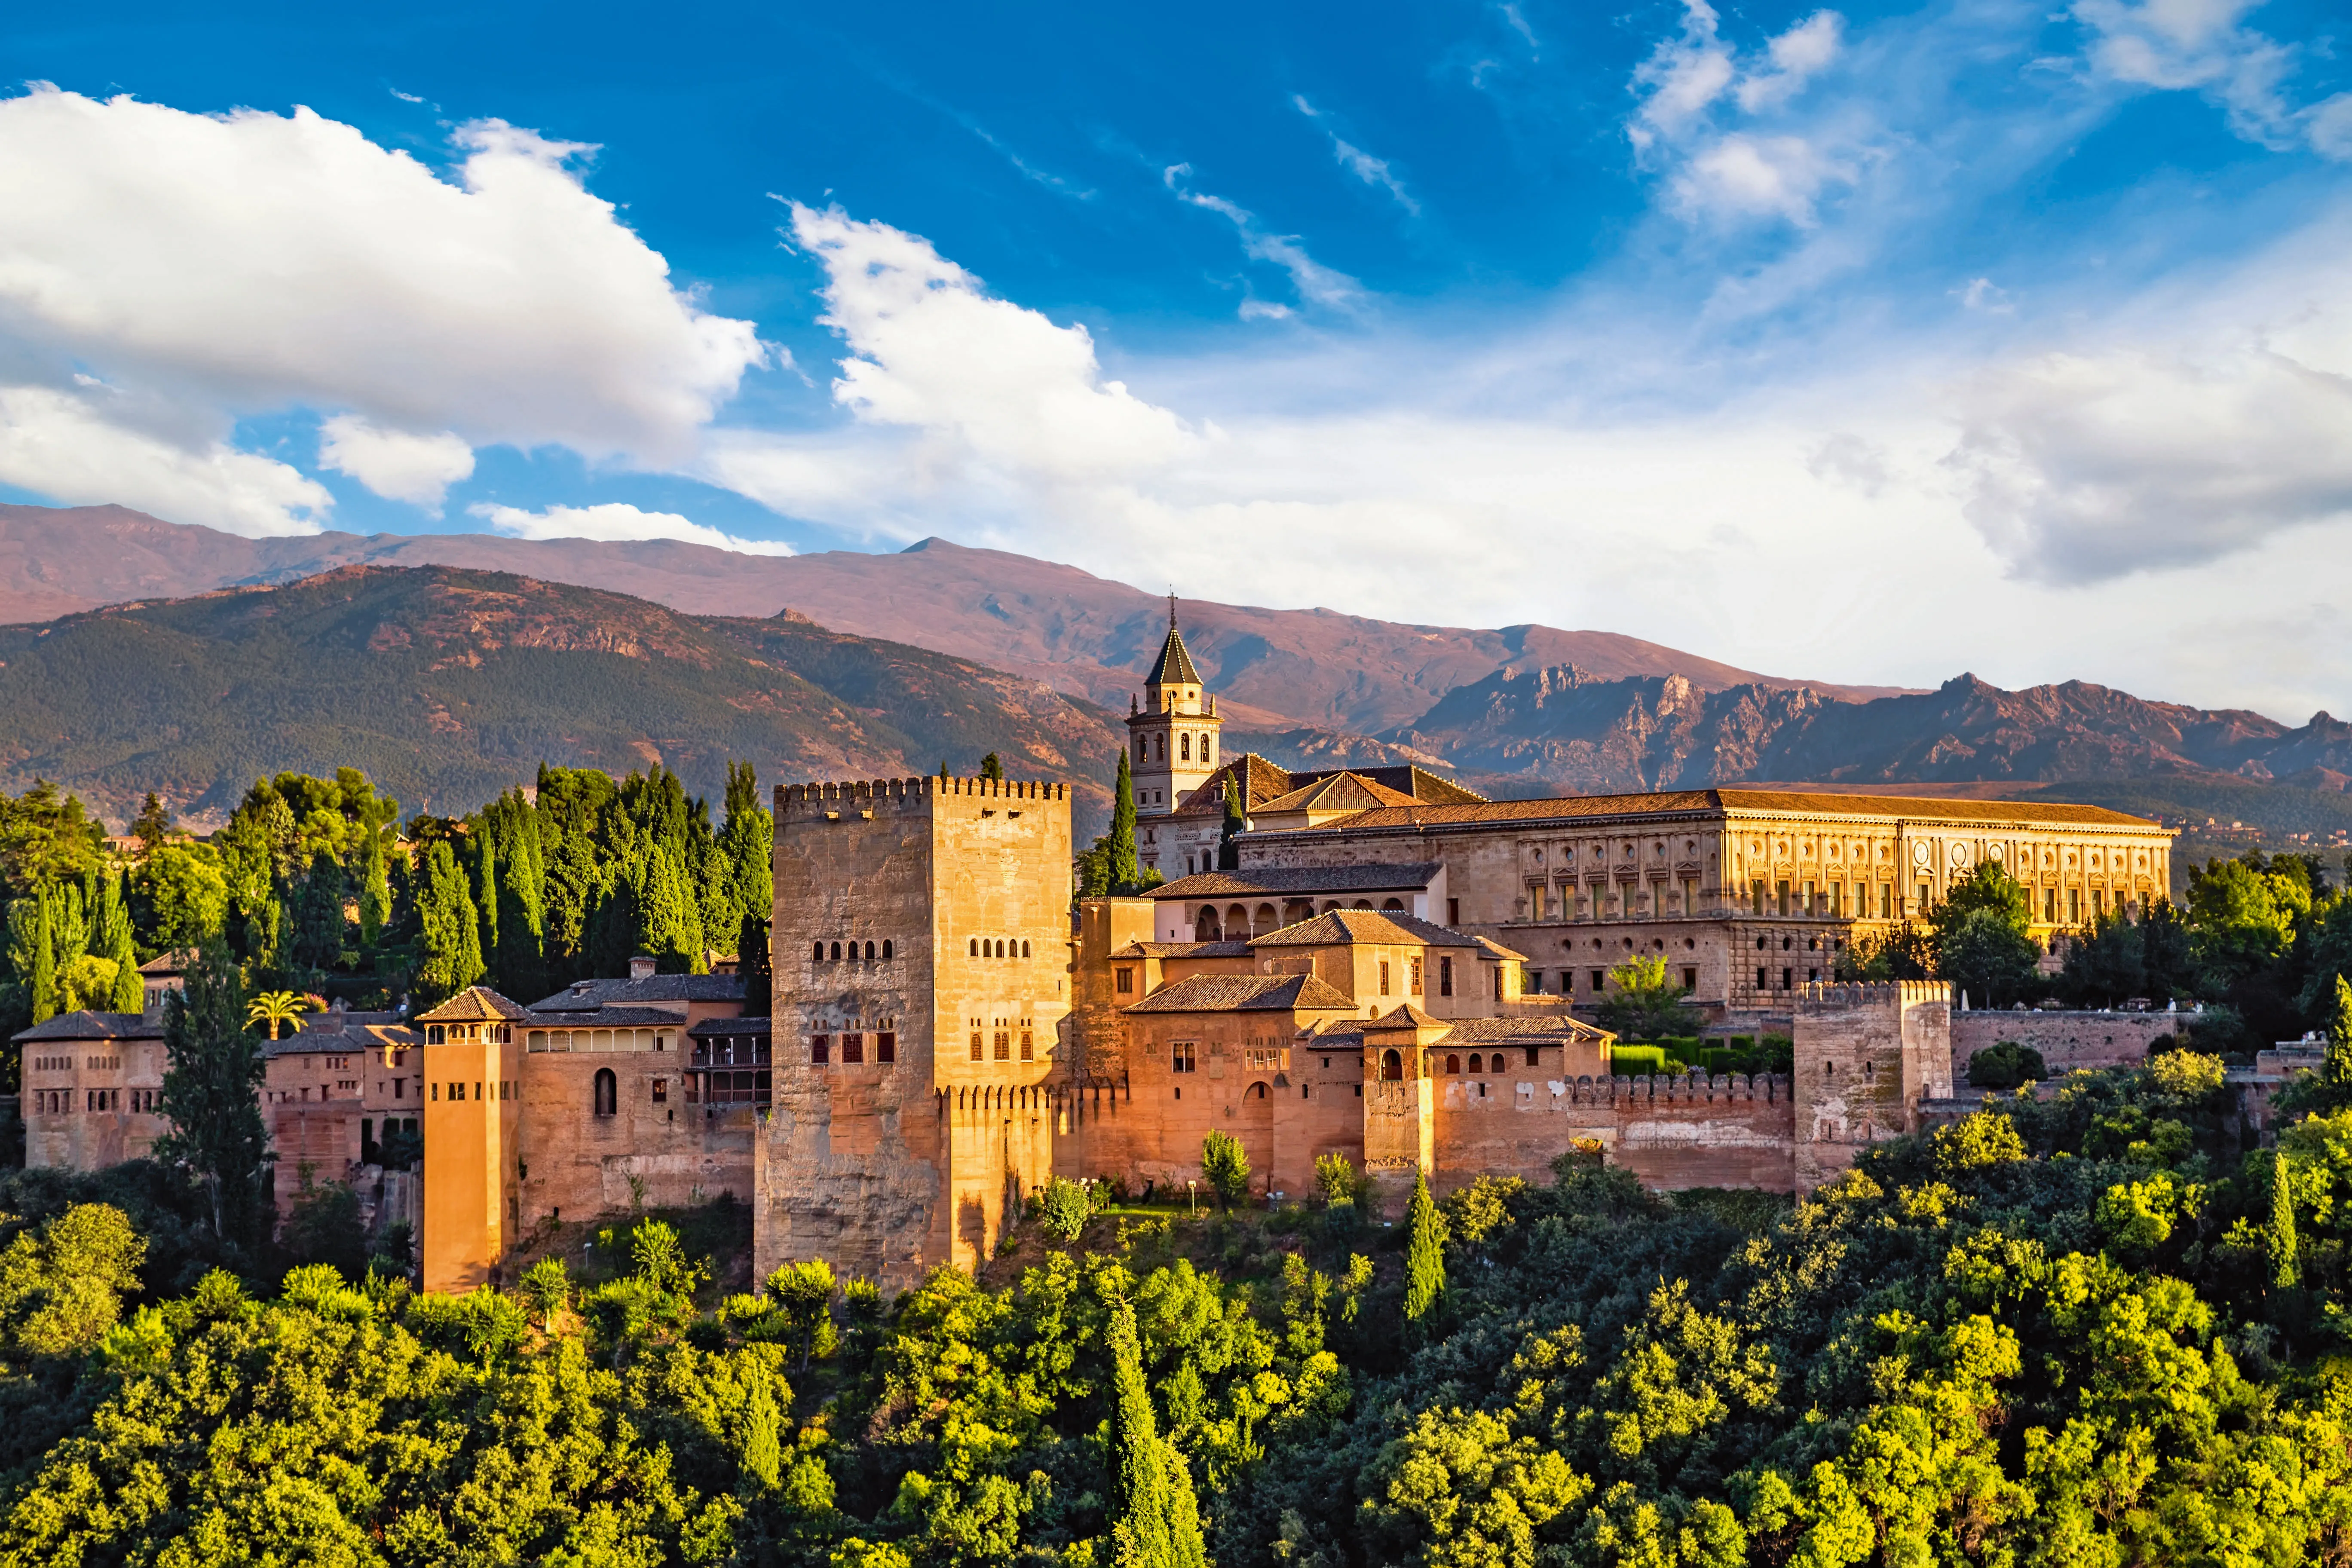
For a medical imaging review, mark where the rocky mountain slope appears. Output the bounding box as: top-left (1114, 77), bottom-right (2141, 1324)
top-left (0, 503), bottom-right (1911, 732)
top-left (0, 564), bottom-right (1128, 830)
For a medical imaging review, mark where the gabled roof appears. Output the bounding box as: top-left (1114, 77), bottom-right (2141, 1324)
top-left (1124, 971), bottom-right (1358, 1014)
top-left (1109, 940), bottom-right (1255, 959)
top-left (1253, 772), bottom-right (1420, 815)
top-left (1249, 907), bottom-right (1492, 951)
top-left (12, 1010), bottom-right (163, 1044)
top-left (1440, 1014), bottom-right (1615, 1044)
top-left (137, 950), bottom-right (196, 976)
top-left (1368, 1003), bottom-right (1445, 1029)
top-left (266, 1022), bottom-right (418, 1059)
top-left (415, 986), bottom-right (530, 1023)
top-left (1145, 862), bottom-right (1440, 900)
top-left (1145, 619), bottom-right (1202, 688)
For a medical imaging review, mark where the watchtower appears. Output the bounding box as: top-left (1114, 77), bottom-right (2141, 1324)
top-left (1124, 597), bottom-right (1221, 816)
top-left (1791, 980), bottom-right (1953, 1190)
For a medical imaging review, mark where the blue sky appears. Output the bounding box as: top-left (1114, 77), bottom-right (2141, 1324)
top-left (2, 0), bottom-right (2349, 714)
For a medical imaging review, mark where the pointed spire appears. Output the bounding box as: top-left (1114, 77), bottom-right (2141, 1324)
top-left (1168, 590), bottom-right (1179, 629)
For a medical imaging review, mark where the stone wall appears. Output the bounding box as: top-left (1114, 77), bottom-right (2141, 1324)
top-left (1433, 1071), bottom-right (1799, 1194)
top-left (1950, 1010), bottom-right (2176, 1078)
top-left (1792, 980), bottom-right (1952, 1191)
top-left (514, 1049), bottom-right (755, 1223)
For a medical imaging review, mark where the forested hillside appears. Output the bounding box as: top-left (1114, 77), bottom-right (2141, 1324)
top-left (0, 1056), bottom-right (2347, 1565)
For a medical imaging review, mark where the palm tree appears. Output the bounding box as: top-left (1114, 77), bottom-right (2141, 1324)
top-left (246, 989), bottom-right (313, 1041)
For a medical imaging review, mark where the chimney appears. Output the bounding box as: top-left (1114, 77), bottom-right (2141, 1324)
top-left (628, 955), bottom-right (657, 980)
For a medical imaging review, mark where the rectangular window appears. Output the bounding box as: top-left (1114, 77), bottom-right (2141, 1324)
top-left (1524, 968), bottom-right (1541, 994)
top-left (1172, 1041), bottom-right (1196, 1074)
top-left (970, 1032), bottom-right (983, 1062)
top-left (1560, 970), bottom-right (1573, 993)
top-left (1115, 966), bottom-right (1134, 995)
top-left (1682, 876), bottom-right (1698, 913)
top-left (1020, 1031), bottom-right (1034, 1060)
top-left (842, 1032), bottom-right (864, 1064)
top-left (2043, 888), bottom-right (2055, 922)
top-left (1919, 882), bottom-right (1932, 913)
top-left (1439, 956), bottom-right (1454, 996)
top-left (1752, 879), bottom-right (1767, 915)
top-left (1801, 880), bottom-right (1814, 913)
top-left (993, 1031), bottom-right (1011, 1061)
top-left (2068, 888), bottom-right (2081, 923)
top-left (1781, 968), bottom-right (1793, 990)
top-left (812, 1035), bottom-right (830, 1065)
top-left (1447, 897), bottom-right (1460, 925)
top-left (1880, 883), bottom-right (1893, 919)
top-left (1757, 966), bottom-right (1768, 989)
top-left (1682, 966), bottom-right (1697, 989)
top-left (877, 1032), bottom-right (896, 1063)
top-left (1777, 880), bottom-right (1791, 916)
top-left (431, 1082), bottom-right (439, 1101)
top-left (1379, 960), bottom-right (1392, 996)
top-left (1410, 957), bottom-right (1424, 993)
top-left (652, 1079), bottom-right (668, 1103)
top-left (1592, 969), bottom-right (1606, 991)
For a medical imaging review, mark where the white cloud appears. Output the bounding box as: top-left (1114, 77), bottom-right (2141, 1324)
top-left (0, 384), bottom-right (330, 536)
top-left (1628, 4), bottom-right (1852, 225)
top-left (318, 415), bottom-right (474, 510)
top-left (1676, 135), bottom-right (1844, 225)
top-left (1161, 165), bottom-right (1366, 312)
top-left (1629, 2), bottom-right (1737, 150)
top-left (1292, 97), bottom-right (1421, 217)
top-left (1957, 277), bottom-right (2013, 313)
top-left (1738, 12), bottom-right (1845, 111)
top-left (0, 86), bottom-right (766, 523)
top-left (469, 501), bottom-right (794, 556)
top-left (2073, 0), bottom-right (2350, 157)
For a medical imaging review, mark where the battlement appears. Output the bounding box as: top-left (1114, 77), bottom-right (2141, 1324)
top-left (1795, 980), bottom-right (1953, 1011)
top-left (773, 775), bottom-right (1069, 821)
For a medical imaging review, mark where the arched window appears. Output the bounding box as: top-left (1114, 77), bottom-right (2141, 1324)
top-left (864, 940), bottom-right (876, 961)
top-left (1381, 1049), bottom-right (1403, 1081)
top-left (1203, 735), bottom-right (1213, 763)
top-left (830, 941), bottom-right (841, 962)
top-left (1468, 1053), bottom-right (1484, 1075)
top-left (882, 940), bottom-right (893, 961)
top-left (593, 1069), bottom-right (617, 1117)
top-left (1445, 1054), bottom-right (1460, 1075)
top-left (1180, 733), bottom-right (1191, 761)
top-left (969, 937), bottom-right (978, 957)
top-left (1247, 1081), bottom-right (1267, 1099)
top-left (812, 942), bottom-right (823, 963)
top-left (994, 939), bottom-right (1004, 958)
top-left (1020, 940), bottom-right (1030, 959)
top-left (1156, 733), bottom-right (1166, 760)
top-left (1136, 736), bottom-right (1147, 761)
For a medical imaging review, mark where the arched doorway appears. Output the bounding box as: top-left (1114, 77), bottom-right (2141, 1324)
top-left (1381, 1049), bottom-right (1403, 1081)
top-left (593, 1068), bottom-right (617, 1117)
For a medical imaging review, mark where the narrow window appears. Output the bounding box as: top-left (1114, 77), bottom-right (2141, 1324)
top-left (812, 1035), bottom-right (830, 1064)
top-left (830, 941), bottom-right (841, 961)
top-left (431, 1082), bottom-right (439, 1101)
top-left (1682, 966), bottom-right (1697, 989)
top-left (1381, 1049), bottom-right (1403, 1081)
top-left (970, 1032), bottom-right (983, 1061)
top-left (842, 1032), bottom-right (864, 1064)
top-left (1173, 1041), bottom-right (1195, 1073)
top-left (864, 940), bottom-right (876, 961)
top-left (1020, 940), bottom-right (1030, 959)
top-left (1757, 966), bottom-right (1768, 989)
top-left (1020, 1031), bottom-right (1034, 1061)
top-left (1410, 957), bottom-right (1424, 992)
top-left (969, 937), bottom-right (978, 956)
top-left (1445, 1054), bottom-right (1460, 1074)
top-left (1447, 898), bottom-right (1460, 925)
top-left (1180, 732), bottom-right (1191, 761)
top-left (593, 1069), bottom-right (617, 1117)
top-left (882, 940), bottom-right (893, 960)
top-left (1439, 956), bottom-right (1454, 997)
top-left (1881, 884), bottom-right (1894, 919)
top-left (1115, 966), bottom-right (1134, 995)
top-left (993, 1030), bottom-right (1011, 1060)
top-left (1525, 1046), bottom-right (1540, 1066)
top-left (652, 1078), bottom-right (668, 1103)
top-left (1782, 967), bottom-right (1793, 990)
top-left (1379, 960), bottom-right (1392, 997)
top-left (1468, 1053), bottom-right (1484, 1074)
top-left (812, 942), bottom-right (824, 962)
top-left (877, 1032), bottom-right (896, 1063)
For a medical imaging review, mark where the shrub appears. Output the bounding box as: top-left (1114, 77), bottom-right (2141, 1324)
top-left (1932, 1111), bottom-right (2027, 1173)
top-left (1967, 1040), bottom-right (2049, 1090)
top-left (1609, 1044), bottom-right (1684, 1077)
top-left (1037, 1176), bottom-right (1102, 1242)
top-left (1201, 1132), bottom-right (1251, 1210)
top-left (2150, 1049), bottom-right (2226, 1098)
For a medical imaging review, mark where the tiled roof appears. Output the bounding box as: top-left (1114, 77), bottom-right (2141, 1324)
top-left (1368, 1003), bottom-right (1445, 1029)
top-left (1439, 1013), bottom-right (1615, 1044)
top-left (1254, 772), bottom-right (1420, 815)
top-left (533, 1005), bottom-right (689, 1028)
top-left (1168, 754), bottom-right (1297, 818)
top-left (1125, 972), bottom-right (1358, 1014)
top-left (1145, 621), bottom-right (1202, 688)
top-left (526, 973), bottom-right (747, 1013)
top-left (414, 986), bottom-right (530, 1023)
top-left (1109, 940), bottom-right (1255, 959)
top-left (1168, 758), bottom-right (1487, 819)
top-left (1250, 907), bottom-right (1490, 951)
top-left (11, 1010), bottom-right (163, 1043)
top-left (136, 949), bottom-right (196, 975)
top-left (266, 1022), bottom-right (419, 1059)
top-left (688, 1017), bottom-right (774, 1038)
top-left (1147, 862), bottom-right (1440, 900)
top-left (1279, 787), bottom-right (2162, 833)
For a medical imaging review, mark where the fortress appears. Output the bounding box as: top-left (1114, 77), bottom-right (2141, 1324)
top-left (387, 611), bottom-right (2176, 1290)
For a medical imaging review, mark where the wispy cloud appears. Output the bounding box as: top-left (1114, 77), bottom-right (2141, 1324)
top-left (1162, 163), bottom-right (1366, 313)
top-left (1292, 96), bottom-right (1420, 217)
top-left (2072, 0), bottom-right (2352, 159)
top-left (470, 500), bottom-right (794, 555)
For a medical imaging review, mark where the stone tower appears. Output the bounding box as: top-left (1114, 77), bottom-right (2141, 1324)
top-left (1125, 597), bottom-right (1221, 817)
top-left (1791, 980), bottom-right (1954, 1190)
top-left (754, 774), bottom-right (1073, 1288)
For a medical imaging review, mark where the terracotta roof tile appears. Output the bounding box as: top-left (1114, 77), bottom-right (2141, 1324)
top-left (11, 1010), bottom-right (164, 1043)
top-left (1254, 772), bottom-right (1421, 814)
top-left (1250, 908), bottom-right (1491, 950)
top-left (1368, 1003), bottom-right (1445, 1029)
top-left (414, 985), bottom-right (530, 1023)
top-left (1274, 787), bottom-right (2163, 833)
top-left (1147, 862), bottom-right (1440, 899)
top-left (1124, 972), bottom-right (1358, 1014)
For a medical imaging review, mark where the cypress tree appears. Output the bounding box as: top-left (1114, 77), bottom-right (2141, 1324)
top-left (1403, 1170), bottom-right (1447, 1330)
top-left (291, 849), bottom-right (345, 974)
top-left (738, 911), bottom-right (772, 1017)
top-left (1106, 1298), bottom-right (1208, 1568)
top-left (740, 1358), bottom-right (783, 1494)
top-left (153, 941), bottom-right (271, 1253)
top-left (105, 876), bottom-right (143, 1014)
top-left (719, 761), bottom-right (773, 946)
top-left (2324, 974), bottom-right (2352, 1104)
top-left (413, 842), bottom-right (484, 1007)
top-left (358, 826), bottom-right (391, 945)
top-left (29, 897), bottom-right (57, 1024)
top-left (474, 831), bottom-right (500, 975)
top-left (1217, 781), bottom-right (1245, 871)
top-left (1109, 752), bottom-right (1140, 893)
top-left (641, 844), bottom-right (704, 974)
top-left (2270, 1152), bottom-right (2299, 1290)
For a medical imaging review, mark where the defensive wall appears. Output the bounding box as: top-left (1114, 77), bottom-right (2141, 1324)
top-left (1949, 1009), bottom-right (2178, 1078)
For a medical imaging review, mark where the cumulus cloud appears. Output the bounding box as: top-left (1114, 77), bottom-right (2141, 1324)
top-left (1628, 3), bottom-right (1852, 224)
top-left (318, 416), bottom-right (474, 510)
top-left (2074, 0), bottom-right (2352, 157)
top-left (1292, 97), bottom-right (1420, 217)
top-left (469, 501), bottom-right (794, 555)
top-left (1161, 165), bottom-right (1366, 312)
top-left (0, 384), bottom-right (330, 536)
top-left (0, 87), bottom-right (766, 529)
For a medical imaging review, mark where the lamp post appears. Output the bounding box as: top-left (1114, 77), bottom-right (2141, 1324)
top-left (1187, 1179), bottom-right (1197, 1217)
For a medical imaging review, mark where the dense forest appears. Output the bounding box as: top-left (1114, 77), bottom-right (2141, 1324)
top-left (0, 1048), bottom-right (2346, 1564)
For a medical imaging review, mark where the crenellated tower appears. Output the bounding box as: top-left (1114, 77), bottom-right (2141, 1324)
top-left (1124, 596), bottom-right (1222, 816)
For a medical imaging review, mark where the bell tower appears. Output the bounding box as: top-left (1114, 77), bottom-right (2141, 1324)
top-left (1125, 596), bottom-right (1221, 817)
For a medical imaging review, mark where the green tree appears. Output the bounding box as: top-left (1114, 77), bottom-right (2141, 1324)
top-left (1403, 1170), bottom-right (1447, 1330)
top-left (1596, 954), bottom-right (1697, 1040)
top-left (130, 792), bottom-right (172, 856)
top-left (473, 830), bottom-right (500, 974)
top-left (640, 842), bottom-right (705, 974)
top-left (102, 876), bottom-right (143, 1013)
top-left (1106, 1297), bottom-right (1209, 1568)
top-left (132, 843), bottom-right (230, 951)
top-left (2268, 1152), bottom-right (2298, 1289)
top-left (1216, 783), bottom-right (1245, 872)
top-left (290, 848), bottom-right (346, 974)
top-left (413, 840), bottom-right (484, 1007)
top-left (1109, 751), bottom-right (1141, 893)
top-left (718, 761), bottom-right (772, 948)
top-left (740, 1356), bottom-right (784, 1494)
top-left (738, 911), bottom-right (772, 1016)
top-left (152, 942), bottom-right (272, 1251)
top-left (1839, 919), bottom-right (1937, 982)
top-left (979, 752), bottom-right (1005, 782)
top-left (1934, 860), bottom-right (2041, 1008)
top-left (357, 824), bottom-right (390, 945)
top-left (27, 898), bottom-right (55, 1025)
top-left (1200, 1131), bottom-right (1250, 1210)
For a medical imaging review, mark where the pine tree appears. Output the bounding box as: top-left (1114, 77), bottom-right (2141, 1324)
top-left (413, 842), bottom-right (484, 1007)
top-left (2269, 1152), bottom-right (2299, 1289)
top-left (153, 941), bottom-right (272, 1253)
top-left (358, 826), bottom-right (391, 945)
top-left (1403, 1170), bottom-right (1447, 1331)
top-left (1109, 752), bottom-right (1140, 894)
top-left (980, 752), bottom-right (1005, 781)
top-left (131, 791), bottom-right (172, 855)
top-left (1106, 1298), bottom-right (1209, 1568)
top-left (105, 876), bottom-right (143, 1014)
top-left (738, 911), bottom-right (772, 1017)
top-left (29, 897), bottom-right (57, 1024)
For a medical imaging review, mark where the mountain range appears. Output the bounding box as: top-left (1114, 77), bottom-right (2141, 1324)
top-left (1, 502), bottom-right (2346, 849)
